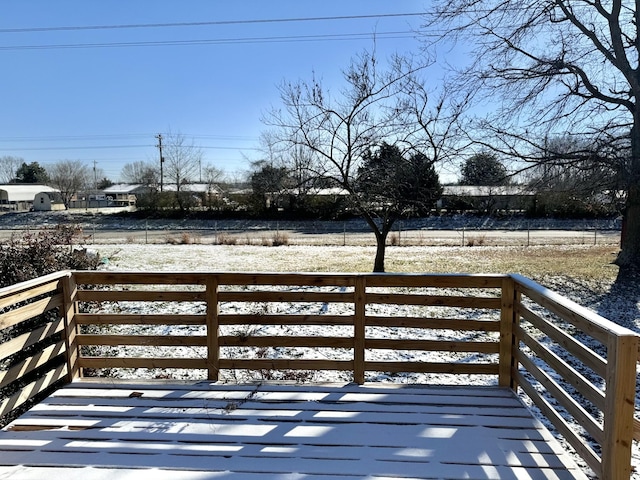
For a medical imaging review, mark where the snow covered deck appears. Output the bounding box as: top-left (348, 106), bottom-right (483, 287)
top-left (0, 270), bottom-right (638, 479)
top-left (0, 380), bottom-right (589, 480)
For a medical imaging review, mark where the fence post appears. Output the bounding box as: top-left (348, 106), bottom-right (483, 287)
top-left (206, 276), bottom-right (220, 381)
top-left (602, 333), bottom-right (638, 479)
top-left (353, 276), bottom-right (366, 384)
top-left (62, 272), bottom-right (81, 381)
top-left (499, 276), bottom-right (518, 389)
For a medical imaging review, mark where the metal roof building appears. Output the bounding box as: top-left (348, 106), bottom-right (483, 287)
top-left (0, 184), bottom-right (60, 212)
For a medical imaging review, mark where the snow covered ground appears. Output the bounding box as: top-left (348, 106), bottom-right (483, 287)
top-left (81, 242), bottom-right (640, 479)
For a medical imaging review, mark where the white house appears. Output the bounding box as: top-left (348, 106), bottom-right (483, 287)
top-left (99, 184), bottom-right (148, 207)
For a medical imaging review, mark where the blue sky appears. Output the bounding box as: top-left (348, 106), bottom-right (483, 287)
top-left (0, 1), bottom-right (427, 182)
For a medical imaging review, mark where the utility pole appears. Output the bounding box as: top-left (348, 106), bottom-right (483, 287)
top-left (93, 159), bottom-right (98, 208)
top-left (156, 134), bottom-right (164, 192)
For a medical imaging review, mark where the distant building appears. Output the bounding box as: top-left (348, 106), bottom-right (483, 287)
top-left (161, 183), bottom-right (223, 207)
top-left (439, 185), bottom-right (535, 213)
top-left (0, 184), bottom-right (61, 212)
top-left (33, 191), bottom-right (66, 211)
top-left (100, 184), bottom-right (149, 207)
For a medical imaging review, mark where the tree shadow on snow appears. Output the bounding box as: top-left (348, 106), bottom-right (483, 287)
top-left (597, 271), bottom-right (640, 333)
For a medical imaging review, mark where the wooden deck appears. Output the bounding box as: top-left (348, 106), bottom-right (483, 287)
top-left (0, 380), bottom-right (589, 480)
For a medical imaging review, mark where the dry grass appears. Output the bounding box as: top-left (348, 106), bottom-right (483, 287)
top-left (99, 243), bottom-right (621, 284)
top-left (386, 245), bottom-right (619, 281)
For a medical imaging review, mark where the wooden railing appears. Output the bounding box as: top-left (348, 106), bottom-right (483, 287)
top-left (0, 270), bottom-right (637, 479)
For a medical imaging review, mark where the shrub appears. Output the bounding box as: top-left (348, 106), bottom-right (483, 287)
top-left (271, 232), bottom-right (289, 246)
top-left (216, 233), bottom-right (238, 245)
top-left (466, 235), bottom-right (486, 247)
top-left (0, 225), bottom-right (101, 288)
top-left (164, 232), bottom-right (201, 245)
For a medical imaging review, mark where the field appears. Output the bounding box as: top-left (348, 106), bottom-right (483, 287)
top-left (97, 242), bottom-right (621, 283)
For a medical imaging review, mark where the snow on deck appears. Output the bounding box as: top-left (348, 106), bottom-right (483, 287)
top-left (0, 381), bottom-right (588, 479)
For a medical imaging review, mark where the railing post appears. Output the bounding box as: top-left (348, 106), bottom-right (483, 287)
top-left (62, 272), bottom-right (80, 381)
top-left (354, 276), bottom-right (366, 384)
top-left (206, 276), bottom-right (220, 381)
top-left (499, 276), bottom-right (518, 389)
top-left (602, 333), bottom-right (638, 479)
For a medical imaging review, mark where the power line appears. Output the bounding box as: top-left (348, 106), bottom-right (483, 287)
top-left (0, 144), bottom-right (260, 151)
top-left (0, 133), bottom-right (258, 142)
top-left (0, 13), bottom-right (425, 34)
top-left (0, 31), bottom-right (416, 51)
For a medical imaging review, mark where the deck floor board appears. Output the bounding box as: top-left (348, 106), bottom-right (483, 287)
top-left (0, 381), bottom-right (589, 479)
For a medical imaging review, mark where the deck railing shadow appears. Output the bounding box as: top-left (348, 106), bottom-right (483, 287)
top-left (0, 270), bottom-right (637, 479)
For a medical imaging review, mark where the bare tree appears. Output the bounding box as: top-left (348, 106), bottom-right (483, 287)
top-left (258, 130), bottom-right (320, 213)
top-left (47, 160), bottom-right (91, 208)
top-left (121, 161), bottom-right (158, 186)
top-left (163, 133), bottom-right (202, 186)
top-left (426, 0), bottom-right (640, 274)
top-left (0, 156), bottom-right (23, 183)
top-left (264, 50), bottom-right (464, 271)
top-left (202, 164), bottom-right (225, 211)
top-left (162, 132), bottom-right (203, 212)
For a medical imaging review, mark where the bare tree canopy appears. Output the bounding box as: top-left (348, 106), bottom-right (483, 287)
top-left (0, 156), bottom-right (24, 184)
top-left (264, 50), bottom-right (464, 271)
top-left (425, 0), bottom-right (640, 275)
top-left (121, 160), bottom-right (159, 186)
top-left (47, 160), bottom-right (90, 208)
top-left (163, 132), bottom-right (203, 187)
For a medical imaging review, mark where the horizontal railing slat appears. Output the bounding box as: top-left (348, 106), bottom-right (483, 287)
top-left (517, 325), bottom-right (606, 411)
top-left (518, 303), bottom-right (607, 378)
top-left (73, 271), bottom-right (357, 287)
top-left (219, 335), bottom-right (353, 348)
top-left (365, 339), bottom-right (499, 353)
top-left (365, 315), bottom-right (501, 331)
top-left (79, 357), bottom-right (208, 370)
top-left (76, 290), bottom-right (206, 302)
top-left (0, 319), bottom-right (64, 362)
top-left (77, 335), bottom-right (207, 347)
top-left (0, 294), bottom-right (63, 331)
top-left (365, 361), bottom-right (499, 375)
top-left (75, 314), bottom-right (206, 326)
top-left (218, 314), bottom-right (353, 326)
top-left (512, 275), bottom-right (619, 344)
top-left (366, 293), bottom-right (501, 309)
top-left (218, 291), bottom-right (354, 303)
top-left (0, 279), bottom-right (62, 312)
top-left (0, 341), bottom-right (67, 390)
top-left (363, 273), bottom-right (507, 288)
top-left (219, 358), bottom-right (352, 371)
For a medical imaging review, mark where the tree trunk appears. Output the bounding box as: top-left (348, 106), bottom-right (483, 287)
top-left (372, 222), bottom-right (394, 273)
top-left (616, 122), bottom-right (640, 277)
top-left (373, 231), bottom-right (388, 273)
top-left (616, 185), bottom-right (640, 276)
